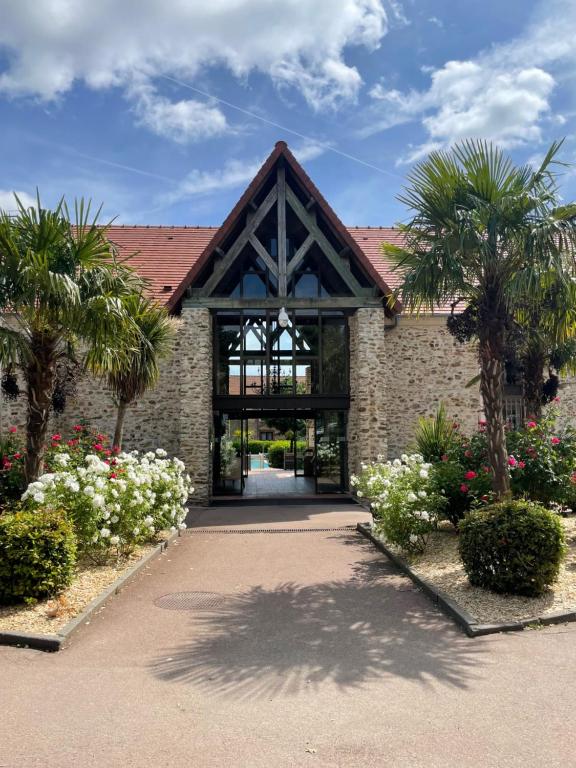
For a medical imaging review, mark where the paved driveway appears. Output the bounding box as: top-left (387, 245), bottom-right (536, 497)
top-left (1, 503), bottom-right (575, 768)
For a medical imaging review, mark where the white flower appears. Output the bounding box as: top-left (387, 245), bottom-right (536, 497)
top-left (419, 469), bottom-right (429, 479)
top-left (407, 492), bottom-right (417, 503)
top-left (92, 494), bottom-right (105, 509)
top-left (100, 527), bottom-right (111, 538)
top-left (110, 535), bottom-right (120, 546)
top-left (111, 515), bottom-right (119, 524)
top-left (84, 485), bottom-right (95, 496)
top-left (94, 477), bottom-right (105, 490)
top-left (178, 522), bottom-right (187, 530)
top-left (33, 491), bottom-right (45, 504)
top-left (54, 453), bottom-right (69, 466)
top-left (409, 534), bottom-right (418, 544)
top-left (133, 527), bottom-right (140, 535)
top-left (357, 490), bottom-right (363, 498)
top-left (144, 515), bottom-right (154, 526)
top-left (393, 458), bottom-right (401, 467)
top-left (91, 533), bottom-right (99, 543)
top-left (418, 490), bottom-right (427, 498)
top-left (156, 448), bottom-right (167, 457)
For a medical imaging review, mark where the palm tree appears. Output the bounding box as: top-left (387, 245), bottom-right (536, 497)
top-left (0, 194), bottom-right (143, 482)
top-left (384, 140), bottom-right (576, 497)
top-left (103, 294), bottom-right (176, 449)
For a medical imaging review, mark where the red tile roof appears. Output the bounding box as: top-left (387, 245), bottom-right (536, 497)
top-left (108, 225), bottom-right (218, 304)
top-left (108, 224), bottom-right (411, 308)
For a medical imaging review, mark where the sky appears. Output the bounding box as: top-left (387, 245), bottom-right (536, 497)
top-left (0, 0), bottom-right (576, 227)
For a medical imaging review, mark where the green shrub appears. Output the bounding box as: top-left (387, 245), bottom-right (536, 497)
top-left (267, 440), bottom-right (292, 468)
top-left (351, 454), bottom-right (444, 553)
top-left (429, 460), bottom-right (494, 527)
top-left (231, 439), bottom-right (270, 455)
top-left (459, 500), bottom-right (566, 596)
top-left (414, 404), bottom-right (459, 462)
top-left (0, 509), bottom-right (77, 604)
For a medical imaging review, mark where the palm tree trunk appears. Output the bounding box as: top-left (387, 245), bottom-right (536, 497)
top-left (25, 333), bottom-right (57, 483)
top-left (113, 399), bottom-right (129, 450)
top-left (523, 345), bottom-right (545, 420)
top-left (479, 332), bottom-right (510, 498)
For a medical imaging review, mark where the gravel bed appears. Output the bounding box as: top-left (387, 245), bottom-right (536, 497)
top-left (0, 539), bottom-right (164, 635)
top-left (381, 518), bottom-right (576, 624)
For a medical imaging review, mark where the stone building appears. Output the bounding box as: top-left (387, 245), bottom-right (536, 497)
top-left (2, 140), bottom-right (507, 504)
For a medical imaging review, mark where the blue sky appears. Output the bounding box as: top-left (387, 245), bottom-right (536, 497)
top-left (0, 0), bottom-right (575, 226)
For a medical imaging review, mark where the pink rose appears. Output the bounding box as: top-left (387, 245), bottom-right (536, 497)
top-left (508, 456), bottom-right (517, 467)
top-left (551, 437), bottom-right (561, 445)
top-left (460, 483), bottom-right (469, 493)
top-left (464, 470), bottom-right (477, 480)
top-left (526, 421), bottom-right (537, 429)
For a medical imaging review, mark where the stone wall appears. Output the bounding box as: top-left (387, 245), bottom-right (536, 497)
top-left (347, 307), bottom-right (388, 477)
top-left (0, 308), bottom-right (214, 504)
top-left (176, 307), bottom-right (213, 504)
top-left (385, 315), bottom-right (481, 457)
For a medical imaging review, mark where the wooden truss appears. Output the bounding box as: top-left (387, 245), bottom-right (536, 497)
top-left (198, 163), bottom-right (373, 300)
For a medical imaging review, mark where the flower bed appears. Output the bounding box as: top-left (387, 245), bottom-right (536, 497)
top-left (0, 537), bottom-right (169, 636)
top-left (0, 423), bottom-right (194, 614)
top-left (369, 517), bottom-right (576, 624)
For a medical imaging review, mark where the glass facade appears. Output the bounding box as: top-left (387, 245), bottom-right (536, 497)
top-left (214, 309), bottom-right (348, 397)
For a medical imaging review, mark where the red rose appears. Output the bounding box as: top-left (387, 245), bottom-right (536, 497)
top-left (73, 425), bottom-right (83, 432)
top-left (93, 443), bottom-right (103, 451)
top-left (109, 472), bottom-right (117, 479)
top-left (464, 470), bottom-right (477, 480)
top-left (8, 426), bottom-right (17, 434)
top-left (460, 483), bottom-right (469, 493)
top-left (518, 461), bottom-right (526, 469)
top-left (551, 437), bottom-right (561, 445)
top-left (13, 452), bottom-right (22, 460)
top-left (97, 434), bottom-right (106, 442)
top-left (508, 456), bottom-right (517, 467)
top-left (527, 421), bottom-right (537, 429)
top-left (51, 434), bottom-right (61, 442)
top-left (2, 457), bottom-right (12, 470)
top-left (104, 449), bottom-right (112, 457)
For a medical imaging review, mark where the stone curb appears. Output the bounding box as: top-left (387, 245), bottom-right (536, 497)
top-left (0, 531), bottom-right (180, 653)
top-left (357, 522), bottom-right (576, 637)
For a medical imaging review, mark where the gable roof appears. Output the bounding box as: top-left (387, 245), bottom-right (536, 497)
top-left (106, 142), bottom-right (413, 312)
top-left (108, 224), bottom-right (407, 307)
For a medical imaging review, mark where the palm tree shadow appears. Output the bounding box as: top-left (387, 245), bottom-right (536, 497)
top-left (151, 536), bottom-right (486, 699)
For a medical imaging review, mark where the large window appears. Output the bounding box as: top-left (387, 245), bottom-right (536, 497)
top-left (215, 309), bottom-right (348, 396)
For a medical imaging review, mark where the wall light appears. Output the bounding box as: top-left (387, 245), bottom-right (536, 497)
top-left (278, 306), bottom-right (290, 328)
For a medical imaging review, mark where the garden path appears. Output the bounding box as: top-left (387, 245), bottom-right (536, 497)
top-left (1, 502), bottom-right (576, 767)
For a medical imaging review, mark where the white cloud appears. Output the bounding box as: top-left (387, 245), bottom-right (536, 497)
top-left (0, 189), bottom-right (36, 212)
top-left (0, 0), bottom-right (390, 140)
top-left (363, 0), bottom-right (576, 161)
top-left (166, 141), bottom-right (325, 202)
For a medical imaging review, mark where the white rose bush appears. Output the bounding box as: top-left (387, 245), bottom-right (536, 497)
top-left (22, 448), bottom-right (194, 561)
top-left (351, 453), bottom-right (445, 553)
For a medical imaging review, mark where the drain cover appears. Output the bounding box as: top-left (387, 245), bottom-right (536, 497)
top-left (154, 591), bottom-right (225, 611)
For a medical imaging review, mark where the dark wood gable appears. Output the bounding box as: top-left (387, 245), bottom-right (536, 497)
top-left (173, 142), bottom-right (398, 311)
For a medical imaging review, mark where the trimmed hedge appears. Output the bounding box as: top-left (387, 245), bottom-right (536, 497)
top-left (459, 500), bottom-right (565, 597)
top-left (0, 509), bottom-right (77, 604)
top-left (232, 439), bottom-right (271, 455)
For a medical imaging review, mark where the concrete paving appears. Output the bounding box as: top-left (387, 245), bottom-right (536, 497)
top-left (1, 502), bottom-right (576, 768)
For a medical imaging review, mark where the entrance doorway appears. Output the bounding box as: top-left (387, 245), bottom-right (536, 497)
top-left (212, 409), bottom-right (348, 497)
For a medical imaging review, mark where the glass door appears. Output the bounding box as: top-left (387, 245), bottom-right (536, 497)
top-left (315, 411), bottom-right (347, 493)
top-left (295, 416), bottom-right (315, 479)
top-left (213, 412), bottom-right (244, 495)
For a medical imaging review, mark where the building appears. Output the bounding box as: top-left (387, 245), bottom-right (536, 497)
top-left (1, 141), bottom-right (491, 503)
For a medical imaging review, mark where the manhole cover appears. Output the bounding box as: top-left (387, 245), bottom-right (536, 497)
top-left (154, 591), bottom-right (225, 611)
